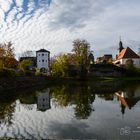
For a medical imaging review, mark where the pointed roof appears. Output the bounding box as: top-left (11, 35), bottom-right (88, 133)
top-left (116, 47), bottom-right (140, 60)
top-left (119, 40), bottom-right (124, 51)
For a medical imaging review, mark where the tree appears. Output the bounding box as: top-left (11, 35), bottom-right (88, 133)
top-left (20, 60), bottom-right (33, 71)
top-left (72, 39), bottom-right (91, 77)
top-left (51, 54), bottom-right (69, 77)
top-left (4, 57), bottom-right (18, 68)
top-left (0, 42), bottom-right (17, 68)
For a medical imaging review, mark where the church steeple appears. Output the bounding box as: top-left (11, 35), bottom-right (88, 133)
top-left (119, 37), bottom-right (124, 53)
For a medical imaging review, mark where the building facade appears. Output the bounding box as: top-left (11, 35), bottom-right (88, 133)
top-left (114, 41), bottom-right (140, 67)
top-left (36, 49), bottom-right (50, 73)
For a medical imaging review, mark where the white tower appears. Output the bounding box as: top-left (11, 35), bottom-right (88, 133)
top-left (36, 49), bottom-right (50, 73)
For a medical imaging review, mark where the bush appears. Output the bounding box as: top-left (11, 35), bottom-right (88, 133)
top-left (0, 68), bottom-right (16, 77)
top-left (35, 71), bottom-right (43, 76)
top-left (125, 67), bottom-right (140, 77)
top-left (15, 69), bottom-right (25, 76)
top-left (25, 70), bottom-right (35, 76)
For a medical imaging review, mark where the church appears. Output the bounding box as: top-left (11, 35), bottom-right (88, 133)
top-left (114, 40), bottom-right (140, 67)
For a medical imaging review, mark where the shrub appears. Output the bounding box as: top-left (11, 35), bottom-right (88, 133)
top-left (25, 70), bottom-right (35, 76)
top-left (0, 68), bottom-right (16, 77)
top-left (15, 69), bottom-right (25, 76)
top-left (35, 71), bottom-right (43, 76)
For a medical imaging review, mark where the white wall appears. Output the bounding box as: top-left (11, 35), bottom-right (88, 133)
top-left (36, 52), bottom-right (50, 70)
top-left (37, 92), bottom-right (50, 111)
top-left (121, 58), bottom-right (140, 67)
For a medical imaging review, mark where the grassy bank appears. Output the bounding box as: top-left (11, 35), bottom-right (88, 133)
top-left (1, 75), bottom-right (140, 92)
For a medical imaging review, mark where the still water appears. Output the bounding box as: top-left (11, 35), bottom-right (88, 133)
top-left (0, 81), bottom-right (140, 139)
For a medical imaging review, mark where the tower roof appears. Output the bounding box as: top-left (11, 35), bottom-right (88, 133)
top-left (36, 49), bottom-right (50, 53)
top-left (116, 47), bottom-right (140, 60)
top-left (119, 40), bottom-right (124, 52)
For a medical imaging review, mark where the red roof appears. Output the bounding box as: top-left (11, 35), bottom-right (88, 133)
top-left (116, 47), bottom-right (140, 60)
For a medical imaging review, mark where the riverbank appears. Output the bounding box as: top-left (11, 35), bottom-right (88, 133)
top-left (0, 76), bottom-right (48, 92)
top-left (1, 76), bottom-right (140, 92)
top-left (0, 76), bottom-right (83, 92)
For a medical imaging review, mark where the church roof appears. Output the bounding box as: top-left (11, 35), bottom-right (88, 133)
top-left (116, 47), bottom-right (140, 60)
top-left (36, 49), bottom-right (50, 53)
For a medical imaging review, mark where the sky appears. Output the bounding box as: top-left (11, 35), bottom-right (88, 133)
top-left (0, 0), bottom-right (140, 58)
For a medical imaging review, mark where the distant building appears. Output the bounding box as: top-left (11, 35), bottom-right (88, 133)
top-left (88, 53), bottom-right (95, 64)
top-left (89, 64), bottom-right (125, 77)
top-left (114, 41), bottom-right (140, 67)
top-left (36, 49), bottom-right (50, 73)
top-left (96, 54), bottom-right (112, 64)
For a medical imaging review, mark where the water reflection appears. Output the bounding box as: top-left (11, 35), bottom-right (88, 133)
top-left (116, 90), bottom-right (140, 115)
top-left (0, 81), bottom-right (140, 139)
top-left (37, 89), bottom-right (51, 111)
top-left (51, 84), bottom-right (95, 119)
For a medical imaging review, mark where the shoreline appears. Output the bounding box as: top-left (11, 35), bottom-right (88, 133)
top-left (1, 76), bottom-right (140, 92)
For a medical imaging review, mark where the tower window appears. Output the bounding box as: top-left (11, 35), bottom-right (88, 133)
top-left (42, 54), bottom-right (44, 56)
top-left (42, 59), bottom-right (44, 62)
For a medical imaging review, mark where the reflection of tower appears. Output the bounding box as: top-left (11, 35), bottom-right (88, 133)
top-left (121, 104), bottom-right (126, 115)
top-left (115, 91), bottom-right (127, 117)
top-left (37, 90), bottom-right (51, 111)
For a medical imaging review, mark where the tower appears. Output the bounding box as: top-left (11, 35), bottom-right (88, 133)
top-left (36, 49), bottom-right (50, 73)
top-left (119, 37), bottom-right (124, 53)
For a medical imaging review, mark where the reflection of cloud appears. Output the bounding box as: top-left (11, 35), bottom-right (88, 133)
top-left (0, 0), bottom-right (140, 58)
top-left (48, 121), bottom-right (100, 139)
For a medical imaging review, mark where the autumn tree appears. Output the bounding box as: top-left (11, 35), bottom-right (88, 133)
top-left (72, 39), bottom-right (91, 77)
top-left (0, 42), bottom-right (18, 68)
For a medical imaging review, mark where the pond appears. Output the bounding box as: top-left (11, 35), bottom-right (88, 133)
top-left (0, 81), bottom-right (140, 139)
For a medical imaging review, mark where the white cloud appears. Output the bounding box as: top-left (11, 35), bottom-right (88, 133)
top-left (0, 0), bottom-right (11, 12)
top-left (0, 0), bottom-right (140, 59)
top-left (15, 0), bottom-right (23, 7)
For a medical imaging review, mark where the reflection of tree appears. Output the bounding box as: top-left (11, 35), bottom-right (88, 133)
top-left (74, 85), bottom-right (95, 119)
top-left (0, 102), bottom-right (16, 125)
top-left (52, 85), bottom-right (72, 107)
top-left (51, 84), bottom-right (95, 119)
top-left (0, 92), bottom-right (18, 125)
top-left (75, 97), bottom-right (93, 120)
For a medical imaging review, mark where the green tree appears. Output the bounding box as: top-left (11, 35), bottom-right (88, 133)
top-left (51, 54), bottom-right (69, 77)
top-left (72, 39), bottom-right (91, 77)
top-left (20, 60), bottom-right (33, 71)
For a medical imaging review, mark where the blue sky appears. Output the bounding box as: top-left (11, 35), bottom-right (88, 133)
top-left (0, 0), bottom-right (140, 58)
